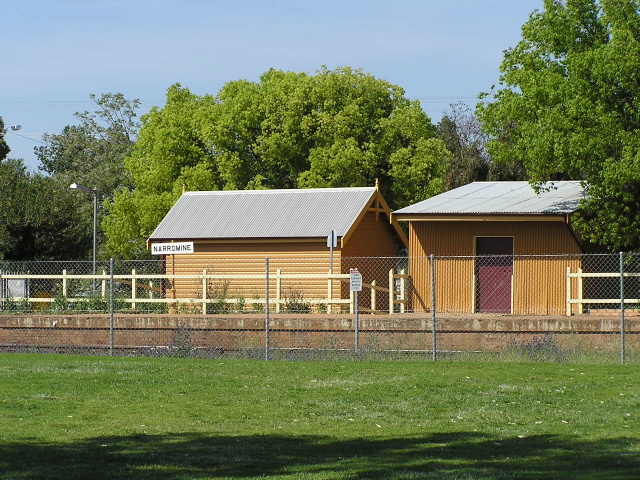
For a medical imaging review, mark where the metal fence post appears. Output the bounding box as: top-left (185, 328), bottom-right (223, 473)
top-left (431, 254), bottom-right (437, 361)
top-left (620, 252), bottom-right (626, 365)
top-left (265, 257), bottom-right (270, 361)
top-left (110, 257), bottom-right (115, 356)
top-left (355, 290), bottom-right (360, 354)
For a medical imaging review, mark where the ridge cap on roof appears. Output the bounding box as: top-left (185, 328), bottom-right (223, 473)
top-left (183, 186), bottom-right (375, 196)
top-left (467, 180), bottom-right (582, 185)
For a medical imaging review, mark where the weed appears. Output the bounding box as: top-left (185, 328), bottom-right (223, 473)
top-left (235, 295), bottom-right (246, 313)
top-left (169, 322), bottom-right (196, 358)
top-left (2, 297), bottom-right (32, 313)
top-left (252, 294), bottom-right (264, 313)
top-left (207, 281), bottom-right (230, 314)
top-left (283, 286), bottom-right (311, 313)
top-left (74, 295), bottom-right (108, 313)
top-left (50, 291), bottom-right (69, 313)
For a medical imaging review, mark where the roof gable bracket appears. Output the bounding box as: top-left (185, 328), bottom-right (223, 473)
top-left (342, 186), bottom-right (409, 249)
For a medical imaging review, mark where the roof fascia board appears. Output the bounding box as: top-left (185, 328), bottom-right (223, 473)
top-left (341, 189), bottom-right (376, 248)
top-left (393, 214), bottom-right (569, 222)
top-left (376, 190), bottom-right (409, 248)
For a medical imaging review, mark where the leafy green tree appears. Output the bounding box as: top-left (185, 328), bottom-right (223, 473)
top-left (0, 160), bottom-right (89, 260)
top-left (34, 93), bottom-right (140, 260)
top-left (477, 0), bottom-right (640, 251)
top-left (0, 118), bottom-right (11, 161)
top-left (105, 67), bottom-right (449, 257)
top-left (36, 93), bottom-right (140, 196)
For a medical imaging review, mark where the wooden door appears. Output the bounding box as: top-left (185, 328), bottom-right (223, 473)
top-left (476, 237), bottom-right (513, 313)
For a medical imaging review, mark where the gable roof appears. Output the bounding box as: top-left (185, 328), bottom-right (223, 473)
top-left (149, 186), bottom-right (405, 244)
top-left (393, 181), bottom-right (586, 219)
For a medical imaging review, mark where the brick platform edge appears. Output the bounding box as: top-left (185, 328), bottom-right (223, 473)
top-left (0, 313), bottom-right (637, 354)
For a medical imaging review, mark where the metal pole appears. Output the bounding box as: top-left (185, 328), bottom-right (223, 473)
top-left (69, 183), bottom-right (99, 293)
top-left (328, 230), bottom-right (335, 273)
top-left (431, 254), bottom-right (437, 361)
top-left (110, 257), bottom-right (115, 356)
top-left (265, 257), bottom-right (270, 361)
top-left (355, 290), bottom-right (360, 354)
top-left (620, 252), bottom-right (626, 365)
top-left (92, 189), bottom-right (98, 293)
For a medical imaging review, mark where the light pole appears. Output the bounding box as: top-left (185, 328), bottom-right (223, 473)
top-left (70, 183), bottom-right (99, 290)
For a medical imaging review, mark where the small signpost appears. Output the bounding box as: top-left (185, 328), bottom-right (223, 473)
top-left (327, 230), bottom-right (337, 272)
top-left (350, 268), bottom-right (362, 353)
top-left (349, 268), bottom-right (362, 292)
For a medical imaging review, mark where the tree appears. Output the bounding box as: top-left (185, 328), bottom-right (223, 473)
top-left (0, 160), bottom-right (90, 260)
top-left (34, 93), bottom-right (140, 260)
top-left (36, 93), bottom-right (140, 196)
top-left (105, 67), bottom-right (449, 257)
top-left (477, 0), bottom-right (640, 251)
top-left (437, 103), bottom-right (492, 189)
top-left (0, 118), bottom-right (11, 161)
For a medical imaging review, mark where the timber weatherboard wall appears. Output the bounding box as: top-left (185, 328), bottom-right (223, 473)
top-left (394, 181), bottom-right (587, 316)
top-left (407, 221), bottom-right (583, 315)
top-left (149, 186), bottom-right (407, 313)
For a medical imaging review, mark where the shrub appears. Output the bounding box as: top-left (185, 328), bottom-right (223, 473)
top-left (283, 286), bottom-right (311, 313)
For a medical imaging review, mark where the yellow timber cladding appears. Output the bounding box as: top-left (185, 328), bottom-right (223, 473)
top-left (408, 221), bottom-right (583, 315)
top-left (162, 210), bottom-right (401, 313)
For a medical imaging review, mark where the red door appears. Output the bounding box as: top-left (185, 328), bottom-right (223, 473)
top-left (476, 237), bottom-right (513, 313)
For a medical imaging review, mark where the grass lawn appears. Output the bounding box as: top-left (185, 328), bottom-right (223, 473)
top-left (0, 354), bottom-right (638, 479)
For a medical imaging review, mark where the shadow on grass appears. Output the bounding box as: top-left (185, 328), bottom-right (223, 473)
top-left (1, 431), bottom-right (638, 479)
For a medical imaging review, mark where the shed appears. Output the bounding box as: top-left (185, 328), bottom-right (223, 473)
top-left (392, 181), bottom-right (587, 315)
top-left (148, 185), bottom-right (408, 313)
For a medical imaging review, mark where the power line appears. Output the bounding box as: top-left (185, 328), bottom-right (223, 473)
top-left (5, 130), bottom-right (44, 144)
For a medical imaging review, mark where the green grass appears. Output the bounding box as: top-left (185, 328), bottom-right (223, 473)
top-left (0, 354), bottom-right (638, 479)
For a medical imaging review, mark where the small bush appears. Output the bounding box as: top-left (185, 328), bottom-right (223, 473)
top-left (283, 286), bottom-right (311, 314)
top-left (75, 295), bottom-right (108, 313)
top-left (50, 291), bottom-right (70, 313)
top-left (3, 297), bottom-right (32, 313)
top-left (207, 281), bottom-right (230, 314)
top-left (236, 295), bottom-right (246, 313)
top-left (252, 294), bottom-right (264, 313)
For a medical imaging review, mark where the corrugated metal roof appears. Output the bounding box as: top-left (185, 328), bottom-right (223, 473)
top-left (393, 181), bottom-right (586, 215)
top-left (149, 187), bottom-right (377, 240)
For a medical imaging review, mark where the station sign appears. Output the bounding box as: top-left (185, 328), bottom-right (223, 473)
top-left (151, 242), bottom-right (194, 255)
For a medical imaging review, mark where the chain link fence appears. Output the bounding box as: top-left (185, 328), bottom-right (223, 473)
top-left (0, 254), bottom-right (637, 363)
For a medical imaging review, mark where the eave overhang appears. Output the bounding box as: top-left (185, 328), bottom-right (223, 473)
top-left (392, 213), bottom-right (571, 223)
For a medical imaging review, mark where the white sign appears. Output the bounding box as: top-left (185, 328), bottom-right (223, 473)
top-left (151, 242), bottom-right (194, 255)
top-left (350, 268), bottom-right (362, 292)
top-left (327, 230), bottom-right (337, 248)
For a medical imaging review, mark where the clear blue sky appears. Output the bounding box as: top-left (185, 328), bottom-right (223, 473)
top-left (3, 0), bottom-right (544, 171)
